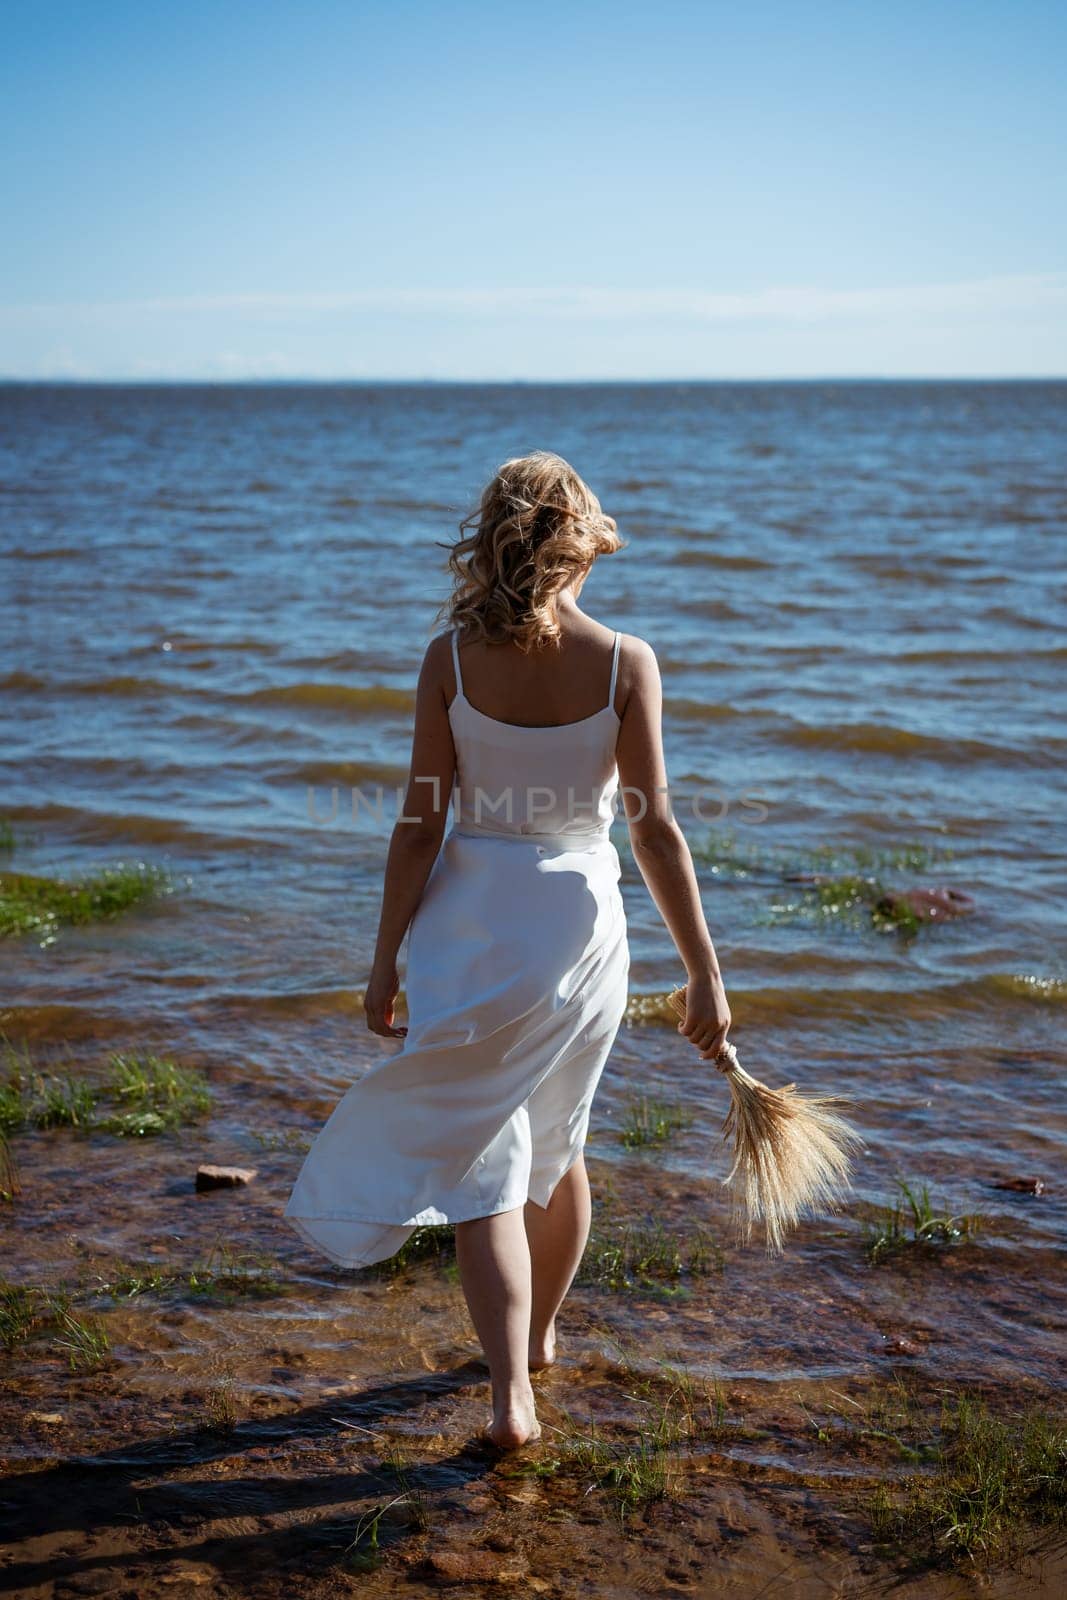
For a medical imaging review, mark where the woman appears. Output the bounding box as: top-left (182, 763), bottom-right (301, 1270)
top-left (284, 451), bottom-right (732, 1449)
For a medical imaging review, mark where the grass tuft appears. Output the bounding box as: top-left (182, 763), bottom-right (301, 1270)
top-left (248, 1126), bottom-right (313, 1154)
top-left (100, 1051), bottom-right (212, 1135)
top-left (577, 1217), bottom-right (723, 1297)
top-left (767, 873), bottom-right (923, 935)
top-left (0, 1279), bottom-right (43, 1351)
top-left (619, 1092), bottom-right (695, 1148)
top-left (534, 1406), bottom-right (685, 1526)
top-left (0, 861), bottom-right (173, 945)
top-left (0, 1278), bottom-right (111, 1370)
top-left (51, 1304), bottom-right (111, 1372)
top-left (185, 1242), bottom-right (283, 1299)
top-left (865, 1180), bottom-right (983, 1265)
top-left (0, 1037), bottom-right (212, 1139)
top-left (870, 1394), bottom-right (1067, 1568)
top-left (202, 1376), bottom-right (239, 1430)
top-left (84, 1239), bottom-right (285, 1304)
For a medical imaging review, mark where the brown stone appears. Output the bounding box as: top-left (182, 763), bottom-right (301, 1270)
top-left (195, 1164), bottom-right (258, 1190)
top-left (991, 1176), bottom-right (1045, 1194)
top-left (423, 1548), bottom-right (529, 1585)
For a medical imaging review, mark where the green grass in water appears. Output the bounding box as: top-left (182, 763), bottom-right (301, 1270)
top-left (0, 1036), bottom-right (212, 1138)
top-left (688, 829), bottom-right (956, 938)
top-left (0, 861), bottom-right (173, 945)
top-left (248, 1126), bottom-right (313, 1154)
top-left (100, 1052), bottom-right (212, 1135)
top-left (690, 829), bottom-right (953, 879)
top-left (619, 1092), bottom-right (695, 1148)
top-left (184, 1242), bottom-right (283, 1300)
top-left (75, 1241), bottom-right (285, 1304)
top-left (865, 1180), bottom-right (983, 1265)
top-left (870, 1393), bottom-right (1067, 1569)
top-left (765, 873), bottom-right (923, 935)
top-left (0, 818), bottom-right (15, 854)
top-left (532, 1406), bottom-right (685, 1527)
top-left (0, 1278), bottom-right (111, 1371)
top-left (341, 1440), bottom-right (432, 1571)
top-left (528, 1358), bottom-right (747, 1526)
top-left (577, 1217), bottom-right (723, 1297)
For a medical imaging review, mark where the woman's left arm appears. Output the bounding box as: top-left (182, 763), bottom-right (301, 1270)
top-left (364, 632), bottom-right (456, 1038)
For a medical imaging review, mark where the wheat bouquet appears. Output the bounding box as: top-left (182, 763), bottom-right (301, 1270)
top-left (666, 985), bottom-right (863, 1253)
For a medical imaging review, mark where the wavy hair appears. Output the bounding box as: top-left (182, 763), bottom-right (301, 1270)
top-left (438, 451), bottom-right (624, 651)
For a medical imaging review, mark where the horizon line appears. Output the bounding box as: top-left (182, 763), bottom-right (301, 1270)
top-left (3, 374), bottom-right (1067, 386)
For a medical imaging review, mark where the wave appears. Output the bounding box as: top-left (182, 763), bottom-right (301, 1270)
top-left (671, 550), bottom-right (772, 571)
top-left (662, 697), bottom-right (746, 723)
top-left (0, 670), bottom-right (48, 692)
top-left (3, 545), bottom-right (84, 561)
top-left (294, 759), bottom-right (408, 791)
top-left (374, 495), bottom-right (456, 514)
top-left (0, 800), bottom-right (271, 853)
top-left (625, 971), bottom-right (1067, 1026)
top-left (242, 681), bottom-right (414, 713)
top-left (657, 701), bottom-right (1053, 763)
top-left (773, 717), bottom-right (1059, 766)
top-left (894, 646), bottom-right (1067, 665)
top-left (988, 973), bottom-right (1067, 1004)
top-left (0, 672), bottom-right (412, 717)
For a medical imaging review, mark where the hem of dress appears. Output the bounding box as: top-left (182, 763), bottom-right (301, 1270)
top-left (527, 1142), bottom-right (586, 1212)
top-left (283, 1144), bottom-right (586, 1235)
top-left (283, 1190), bottom-right (530, 1262)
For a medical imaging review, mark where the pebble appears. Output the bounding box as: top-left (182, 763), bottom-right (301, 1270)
top-left (195, 1164), bottom-right (257, 1190)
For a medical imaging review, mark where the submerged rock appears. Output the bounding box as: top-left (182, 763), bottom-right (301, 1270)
top-left (875, 886), bottom-right (975, 922)
top-left (421, 1548), bottom-right (529, 1585)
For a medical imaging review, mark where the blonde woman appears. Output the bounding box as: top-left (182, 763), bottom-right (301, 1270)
top-left (284, 451), bottom-right (731, 1449)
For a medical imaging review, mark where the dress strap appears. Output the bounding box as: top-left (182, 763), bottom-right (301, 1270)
top-left (450, 626), bottom-right (464, 698)
top-left (607, 631), bottom-right (621, 711)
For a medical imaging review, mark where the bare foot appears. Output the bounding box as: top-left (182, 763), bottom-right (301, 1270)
top-left (483, 1416), bottom-right (542, 1449)
top-left (528, 1326), bottom-right (557, 1371)
top-left (484, 1387), bottom-right (541, 1449)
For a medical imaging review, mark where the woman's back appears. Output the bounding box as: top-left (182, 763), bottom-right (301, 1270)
top-left (451, 619), bottom-right (625, 728)
top-left (448, 624), bottom-right (622, 841)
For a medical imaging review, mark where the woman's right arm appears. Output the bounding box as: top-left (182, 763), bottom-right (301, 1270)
top-left (615, 635), bottom-right (732, 1060)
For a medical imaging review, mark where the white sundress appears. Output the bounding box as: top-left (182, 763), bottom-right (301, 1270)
top-left (283, 626), bottom-right (631, 1268)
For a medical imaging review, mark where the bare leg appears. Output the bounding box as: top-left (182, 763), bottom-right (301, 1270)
top-left (454, 1205), bottom-right (541, 1448)
top-left (523, 1151), bottom-right (592, 1369)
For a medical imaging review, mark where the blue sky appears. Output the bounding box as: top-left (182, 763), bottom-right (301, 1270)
top-left (2, 0), bottom-right (1064, 379)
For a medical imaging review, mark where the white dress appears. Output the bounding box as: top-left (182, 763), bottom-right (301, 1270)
top-left (283, 627), bottom-right (630, 1268)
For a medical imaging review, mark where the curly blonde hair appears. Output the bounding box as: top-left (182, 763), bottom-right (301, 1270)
top-left (438, 451), bottom-right (623, 652)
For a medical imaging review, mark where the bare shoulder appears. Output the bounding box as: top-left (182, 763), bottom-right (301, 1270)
top-left (417, 628), bottom-right (457, 700)
top-left (617, 631), bottom-right (660, 682)
top-left (614, 631), bottom-right (660, 717)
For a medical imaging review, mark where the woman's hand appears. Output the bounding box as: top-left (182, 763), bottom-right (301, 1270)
top-left (364, 960), bottom-right (408, 1039)
top-left (678, 969), bottom-right (731, 1061)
